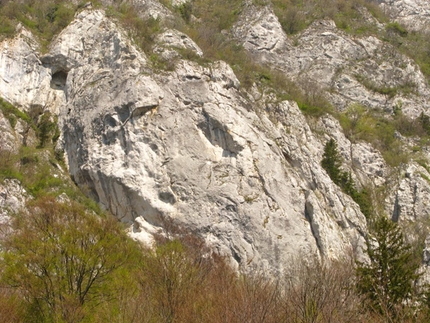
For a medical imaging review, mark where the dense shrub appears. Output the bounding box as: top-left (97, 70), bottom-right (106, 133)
top-left (0, 0), bottom-right (76, 49)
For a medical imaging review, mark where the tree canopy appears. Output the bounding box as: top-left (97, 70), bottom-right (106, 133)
top-left (0, 196), bottom-right (141, 322)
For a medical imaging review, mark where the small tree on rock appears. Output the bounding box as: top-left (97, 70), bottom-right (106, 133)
top-left (321, 138), bottom-right (373, 218)
top-left (321, 138), bottom-right (343, 183)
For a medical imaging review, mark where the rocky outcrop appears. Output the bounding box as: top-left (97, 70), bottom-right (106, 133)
top-left (0, 9), bottom-right (370, 274)
top-left (317, 116), bottom-right (388, 187)
top-left (379, 0), bottom-right (430, 32)
top-left (0, 26), bottom-right (64, 116)
top-left (0, 179), bottom-right (27, 225)
top-left (232, 4), bottom-right (430, 117)
top-left (388, 163), bottom-right (430, 223)
top-left (232, 3), bottom-right (430, 259)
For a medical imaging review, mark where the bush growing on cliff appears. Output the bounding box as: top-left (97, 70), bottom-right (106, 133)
top-left (0, 0), bottom-right (76, 48)
top-left (0, 98), bottom-right (31, 128)
top-left (339, 104), bottom-right (412, 167)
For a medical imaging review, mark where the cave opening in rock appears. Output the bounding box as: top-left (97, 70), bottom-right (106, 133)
top-left (50, 71), bottom-right (68, 90)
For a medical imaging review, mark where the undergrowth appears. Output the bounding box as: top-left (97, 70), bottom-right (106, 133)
top-left (0, 97), bottom-right (102, 214)
top-left (339, 104), bottom-right (430, 167)
top-left (0, 0), bottom-right (78, 50)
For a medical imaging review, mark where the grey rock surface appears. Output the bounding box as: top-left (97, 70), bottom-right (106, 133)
top-left (0, 26), bottom-right (64, 115)
top-left (0, 179), bottom-right (27, 224)
top-left (232, 4), bottom-right (430, 117)
top-left (379, 0), bottom-right (430, 32)
top-left (1, 2), bottom-right (430, 275)
top-left (0, 9), bottom-right (368, 274)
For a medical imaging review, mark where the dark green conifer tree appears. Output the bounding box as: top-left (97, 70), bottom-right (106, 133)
top-left (321, 138), bottom-right (342, 183)
top-left (321, 138), bottom-right (373, 218)
top-left (356, 216), bottom-right (421, 319)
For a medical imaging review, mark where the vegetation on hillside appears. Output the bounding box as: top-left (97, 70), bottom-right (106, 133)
top-left (321, 138), bottom-right (373, 218)
top-left (1, 0), bottom-right (430, 321)
top-left (0, 0), bottom-right (78, 50)
top-left (269, 0), bottom-right (430, 82)
top-left (271, 0), bottom-right (386, 36)
top-left (1, 198), bottom-right (428, 322)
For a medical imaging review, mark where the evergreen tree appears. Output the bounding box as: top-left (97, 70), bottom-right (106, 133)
top-left (321, 138), bottom-right (373, 218)
top-left (321, 138), bottom-right (342, 183)
top-left (356, 216), bottom-right (421, 319)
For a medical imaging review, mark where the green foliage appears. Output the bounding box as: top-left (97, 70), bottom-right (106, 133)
top-left (0, 98), bottom-right (71, 198)
top-left (272, 1), bottom-right (307, 35)
top-left (0, 196), bottom-right (141, 323)
top-left (321, 138), bottom-right (373, 218)
top-left (383, 18), bottom-right (430, 82)
top-left (339, 104), bottom-right (412, 167)
top-left (36, 112), bottom-right (59, 148)
top-left (0, 0), bottom-right (76, 49)
top-left (177, 0), bottom-right (244, 66)
top-left (0, 149), bottom-right (23, 182)
top-left (418, 112), bottom-right (430, 136)
top-left (386, 22), bottom-right (408, 37)
top-left (297, 100), bottom-right (331, 117)
top-left (354, 74), bottom-right (416, 98)
top-left (354, 74), bottom-right (398, 98)
top-left (0, 98), bottom-right (31, 128)
top-left (321, 138), bottom-right (343, 183)
top-left (356, 216), bottom-right (421, 319)
top-left (190, 0), bottom-right (243, 31)
top-left (272, 0), bottom-right (385, 36)
top-left (177, 2), bottom-right (193, 23)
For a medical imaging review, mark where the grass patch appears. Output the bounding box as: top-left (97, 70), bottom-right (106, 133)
top-left (339, 104), bottom-right (430, 167)
top-left (0, 98), bottom-right (31, 128)
top-left (272, 0), bottom-right (386, 36)
top-left (354, 74), bottom-right (417, 98)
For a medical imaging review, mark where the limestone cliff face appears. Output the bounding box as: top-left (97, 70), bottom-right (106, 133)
top-left (233, 3), bottom-right (430, 117)
top-left (0, 1), bottom-right (430, 274)
top-left (379, 0), bottom-right (430, 32)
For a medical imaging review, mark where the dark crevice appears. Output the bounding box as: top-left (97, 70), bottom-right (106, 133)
top-left (50, 71), bottom-right (68, 90)
top-left (304, 200), bottom-right (323, 256)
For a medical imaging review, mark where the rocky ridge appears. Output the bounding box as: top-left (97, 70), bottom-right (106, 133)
top-left (379, 0), bottom-right (430, 32)
top-left (233, 3), bottom-right (430, 117)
